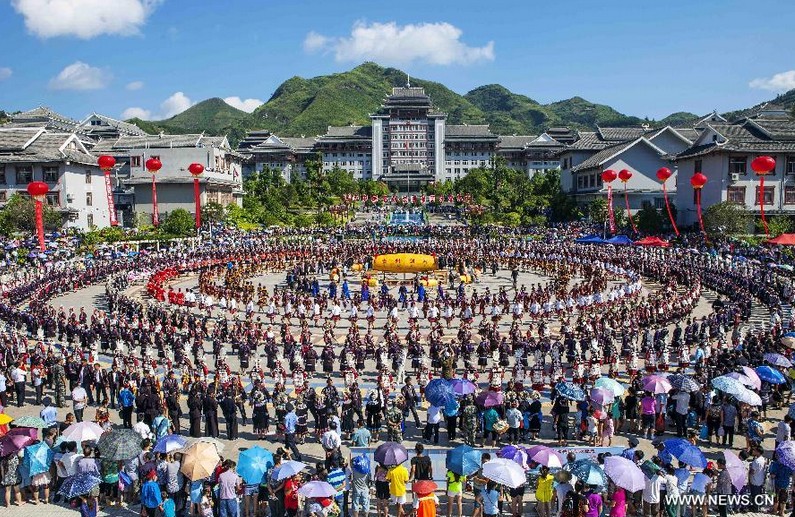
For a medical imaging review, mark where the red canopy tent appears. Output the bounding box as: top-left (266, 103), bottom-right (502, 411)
top-left (767, 234), bottom-right (795, 245)
top-left (634, 236), bottom-right (670, 247)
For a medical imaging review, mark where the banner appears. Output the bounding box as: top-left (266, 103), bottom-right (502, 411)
top-left (152, 175), bottom-right (159, 226)
top-left (104, 171), bottom-right (118, 226)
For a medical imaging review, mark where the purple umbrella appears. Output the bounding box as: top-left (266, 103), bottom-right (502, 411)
top-left (449, 379), bottom-right (477, 396)
top-left (475, 390), bottom-right (504, 408)
top-left (722, 451), bottom-right (747, 491)
top-left (642, 375), bottom-right (672, 394)
top-left (0, 428), bottom-right (36, 457)
top-left (590, 387), bottom-right (615, 405)
top-left (499, 445), bottom-right (528, 468)
top-left (776, 441), bottom-right (795, 471)
top-left (374, 441), bottom-right (408, 466)
top-left (603, 456), bottom-right (645, 492)
top-left (528, 446), bottom-right (565, 468)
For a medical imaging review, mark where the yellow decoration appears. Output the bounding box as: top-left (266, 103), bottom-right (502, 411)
top-left (372, 253), bottom-right (437, 273)
top-left (459, 275), bottom-right (472, 283)
top-left (419, 279), bottom-right (438, 287)
top-left (351, 263), bottom-right (363, 272)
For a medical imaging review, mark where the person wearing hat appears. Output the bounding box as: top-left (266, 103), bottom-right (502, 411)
top-left (140, 470), bottom-right (163, 517)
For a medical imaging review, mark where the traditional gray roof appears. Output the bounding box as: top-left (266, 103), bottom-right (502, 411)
top-left (78, 113), bottom-right (147, 137)
top-left (0, 128), bottom-right (43, 152)
top-left (9, 106), bottom-right (81, 134)
top-left (320, 125), bottom-right (372, 139)
top-left (672, 128), bottom-right (701, 142)
top-left (497, 135), bottom-right (537, 150)
top-left (674, 118), bottom-right (795, 160)
top-left (571, 137), bottom-right (665, 172)
top-left (281, 137), bottom-right (318, 151)
top-left (565, 132), bottom-right (614, 151)
top-left (445, 125), bottom-right (498, 139)
top-left (597, 127), bottom-right (649, 141)
top-left (0, 128), bottom-right (96, 165)
top-left (92, 133), bottom-right (229, 151)
top-left (125, 175), bottom-right (240, 186)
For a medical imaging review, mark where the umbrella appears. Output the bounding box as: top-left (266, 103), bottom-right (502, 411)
top-left (475, 390), bottom-right (505, 408)
top-left (180, 441), bottom-right (221, 481)
top-left (764, 353), bottom-right (792, 368)
top-left (58, 472), bottom-right (101, 499)
top-left (23, 441), bottom-right (53, 475)
top-left (97, 429), bottom-right (143, 461)
top-left (238, 446), bottom-right (275, 485)
top-left (0, 414), bottom-right (12, 426)
top-left (528, 446), bottom-right (565, 469)
top-left (412, 480), bottom-right (438, 495)
top-left (499, 445), bottom-right (528, 468)
top-left (185, 437), bottom-right (226, 453)
top-left (756, 365), bottom-right (787, 384)
top-left (726, 372), bottom-right (754, 387)
top-left (424, 379), bottom-right (455, 407)
top-left (642, 375), bottom-right (672, 394)
top-left (668, 374), bottom-right (700, 393)
top-left (782, 332), bottom-right (795, 349)
top-left (640, 460), bottom-right (662, 479)
top-left (298, 481), bottom-right (337, 498)
top-left (446, 445), bottom-right (481, 476)
top-left (62, 421), bottom-right (104, 443)
top-left (374, 442), bottom-right (408, 466)
top-left (449, 378), bottom-right (477, 396)
top-left (722, 451), bottom-right (747, 491)
top-left (481, 458), bottom-right (527, 489)
top-left (554, 382), bottom-right (586, 402)
top-left (733, 387), bottom-right (763, 406)
top-left (711, 376), bottom-right (746, 396)
top-left (275, 460), bottom-right (308, 481)
top-left (594, 377), bottom-right (625, 396)
top-left (153, 434), bottom-right (188, 454)
top-left (11, 415), bottom-right (46, 429)
top-left (740, 366), bottom-right (762, 390)
top-left (590, 387), bottom-right (615, 405)
top-left (0, 427), bottom-right (36, 456)
top-left (565, 459), bottom-right (606, 486)
top-left (663, 439), bottom-right (707, 468)
top-left (603, 456), bottom-right (645, 492)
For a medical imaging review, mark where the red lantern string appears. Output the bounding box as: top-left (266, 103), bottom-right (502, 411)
top-left (623, 183), bottom-right (637, 233)
top-left (601, 170), bottom-right (617, 234)
top-left (690, 172), bottom-right (708, 239)
top-left (151, 174), bottom-right (159, 227)
top-left (696, 188), bottom-right (705, 236)
top-left (34, 200), bottom-right (44, 252)
top-left (662, 182), bottom-right (679, 236)
top-left (751, 156), bottom-right (776, 237)
top-left (759, 175), bottom-right (768, 236)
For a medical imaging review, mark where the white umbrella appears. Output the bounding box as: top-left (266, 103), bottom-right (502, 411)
top-left (61, 422), bottom-right (104, 443)
top-left (481, 458), bottom-right (527, 488)
top-left (734, 387), bottom-right (763, 406)
top-left (275, 460), bottom-right (308, 481)
top-left (740, 366), bottom-right (762, 390)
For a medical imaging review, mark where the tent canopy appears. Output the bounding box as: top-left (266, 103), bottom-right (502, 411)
top-left (767, 234), bottom-right (795, 246)
top-left (635, 236), bottom-right (670, 247)
top-left (605, 235), bottom-right (634, 245)
top-left (575, 235), bottom-right (606, 244)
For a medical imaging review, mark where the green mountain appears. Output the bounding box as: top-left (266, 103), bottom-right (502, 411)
top-left (723, 89), bottom-right (795, 121)
top-left (121, 63), bottom-right (793, 144)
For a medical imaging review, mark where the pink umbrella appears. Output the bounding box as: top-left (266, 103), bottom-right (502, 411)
top-left (528, 446), bottom-right (565, 468)
top-left (642, 375), bottom-right (672, 394)
top-left (590, 387), bottom-right (615, 405)
top-left (726, 372), bottom-right (754, 387)
top-left (722, 450), bottom-right (747, 491)
top-left (476, 390), bottom-right (504, 408)
top-left (740, 366), bottom-right (762, 390)
top-left (0, 428), bottom-right (36, 456)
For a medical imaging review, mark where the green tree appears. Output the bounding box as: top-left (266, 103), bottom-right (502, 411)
top-left (703, 202), bottom-right (751, 234)
top-left (760, 215), bottom-right (793, 237)
top-left (586, 198), bottom-right (608, 223)
top-left (160, 208), bottom-right (195, 236)
top-left (201, 202), bottom-right (225, 224)
top-left (635, 206), bottom-right (664, 234)
top-left (0, 193), bottom-right (62, 236)
top-left (315, 211), bottom-right (336, 226)
top-left (294, 213), bottom-right (315, 228)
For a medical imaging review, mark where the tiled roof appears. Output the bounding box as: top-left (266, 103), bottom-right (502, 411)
top-left (79, 114), bottom-right (148, 137)
top-left (674, 118), bottom-right (795, 160)
top-left (497, 135), bottom-right (537, 149)
top-left (597, 127), bottom-right (649, 141)
top-left (445, 125), bottom-right (497, 138)
top-left (91, 134), bottom-right (228, 151)
top-left (321, 126), bottom-right (372, 138)
top-left (281, 137), bottom-right (318, 150)
top-left (0, 128), bottom-right (42, 152)
top-left (0, 129), bottom-right (96, 165)
top-left (566, 132), bottom-right (614, 151)
top-left (571, 139), bottom-right (638, 172)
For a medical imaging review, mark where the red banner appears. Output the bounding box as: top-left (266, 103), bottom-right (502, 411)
top-left (194, 178), bottom-right (201, 229)
top-left (104, 171), bottom-right (117, 226)
top-left (152, 174), bottom-right (159, 226)
top-left (34, 200), bottom-right (45, 251)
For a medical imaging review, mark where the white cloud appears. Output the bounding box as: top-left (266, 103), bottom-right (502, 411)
top-left (126, 80), bottom-right (144, 91)
top-left (0, 68), bottom-right (11, 81)
top-left (304, 21), bottom-right (495, 66)
top-left (159, 91), bottom-right (193, 118)
top-left (49, 61), bottom-right (109, 90)
top-left (121, 107), bottom-right (152, 120)
top-left (223, 96), bottom-right (263, 113)
top-left (750, 70), bottom-right (795, 93)
top-left (11, 0), bottom-right (162, 39)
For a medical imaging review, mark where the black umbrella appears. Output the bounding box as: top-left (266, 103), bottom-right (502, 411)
top-left (97, 429), bottom-right (143, 460)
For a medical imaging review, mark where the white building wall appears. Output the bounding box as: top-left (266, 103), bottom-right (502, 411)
top-left (371, 118), bottom-right (384, 176)
top-left (434, 119), bottom-right (445, 179)
top-left (61, 164), bottom-right (111, 230)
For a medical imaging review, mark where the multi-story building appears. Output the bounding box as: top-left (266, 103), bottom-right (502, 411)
top-left (0, 127), bottom-right (112, 229)
top-left (443, 125), bottom-right (498, 182)
top-left (92, 133), bottom-right (244, 224)
top-left (672, 104), bottom-right (795, 226)
top-left (316, 126), bottom-right (373, 180)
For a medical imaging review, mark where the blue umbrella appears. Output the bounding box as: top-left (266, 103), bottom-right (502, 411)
top-left (238, 446), bottom-right (275, 484)
top-left (23, 441), bottom-right (53, 475)
top-left (776, 441), bottom-right (795, 471)
top-left (58, 472), bottom-right (101, 499)
top-left (446, 445), bottom-right (481, 476)
top-left (153, 434), bottom-right (187, 454)
top-left (565, 459), bottom-right (606, 486)
top-left (755, 366), bottom-right (787, 385)
top-left (424, 379), bottom-right (455, 407)
top-left (663, 438), bottom-right (707, 468)
top-left (555, 382), bottom-right (586, 402)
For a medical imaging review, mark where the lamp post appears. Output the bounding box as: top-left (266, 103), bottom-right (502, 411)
top-left (618, 169), bottom-right (637, 233)
top-left (690, 172), bottom-right (708, 237)
top-left (145, 158), bottom-right (162, 226)
top-left (751, 155), bottom-right (776, 237)
top-left (97, 155), bottom-right (118, 226)
top-left (188, 163), bottom-right (204, 229)
top-left (601, 169), bottom-right (618, 234)
top-left (27, 181), bottom-right (48, 252)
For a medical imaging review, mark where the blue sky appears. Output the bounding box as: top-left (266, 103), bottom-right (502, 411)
top-left (0, 0), bottom-right (793, 122)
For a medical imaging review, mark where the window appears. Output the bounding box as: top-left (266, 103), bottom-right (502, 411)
top-left (131, 156), bottom-right (141, 168)
top-left (755, 186), bottom-right (774, 206)
top-left (729, 156), bottom-right (747, 175)
top-left (787, 156), bottom-right (795, 175)
top-left (727, 186), bottom-right (746, 204)
top-left (87, 214), bottom-right (94, 228)
top-left (0, 167), bottom-right (5, 184)
top-left (43, 166), bottom-right (59, 183)
top-left (85, 169), bottom-right (92, 184)
top-left (0, 191), bottom-right (5, 202)
top-left (641, 200), bottom-right (652, 209)
top-left (654, 198), bottom-right (665, 210)
top-left (149, 155), bottom-right (160, 161)
top-left (785, 186), bottom-right (795, 205)
top-left (45, 193), bottom-right (59, 206)
top-left (86, 192), bottom-right (93, 206)
top-left (15, 166), bottom-right (32, 184)
top-left (694, 159), bottom-right (702, 173)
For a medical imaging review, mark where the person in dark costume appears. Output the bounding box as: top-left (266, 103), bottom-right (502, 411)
top-left (203, 390), bottom-right (219, 438)
top-left (187, 387), bottom-right (203, 438)
top-left (220, 390), bottom-right (239, 440)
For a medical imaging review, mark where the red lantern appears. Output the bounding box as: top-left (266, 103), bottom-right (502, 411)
top-left (656, 168), bottom-right (678, 236)
top-left (188, 163), bottom-right (204, 229)
top-left (690, 173), bottom-right (708, 238)
top-left (617, 170), bottom-right (636, 232)
top-left (145, 158), bottom-right (162, 173)
top-left (97, 155), bottom-right (116, 171)
top-left (27, 181), bottom-right (48, 252)
top-left (656, 167), bottom-right (672, 182)
top-left (690, 172), bottom-right (707, 189)
top-left (601, 169), bottom-right (617, 183)
top-left (188, 163), bottom-right (204, 176)
top-left (618, 169), bottom-right (632, 183)
top-left (751, 155), bottom-right (776, 175)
